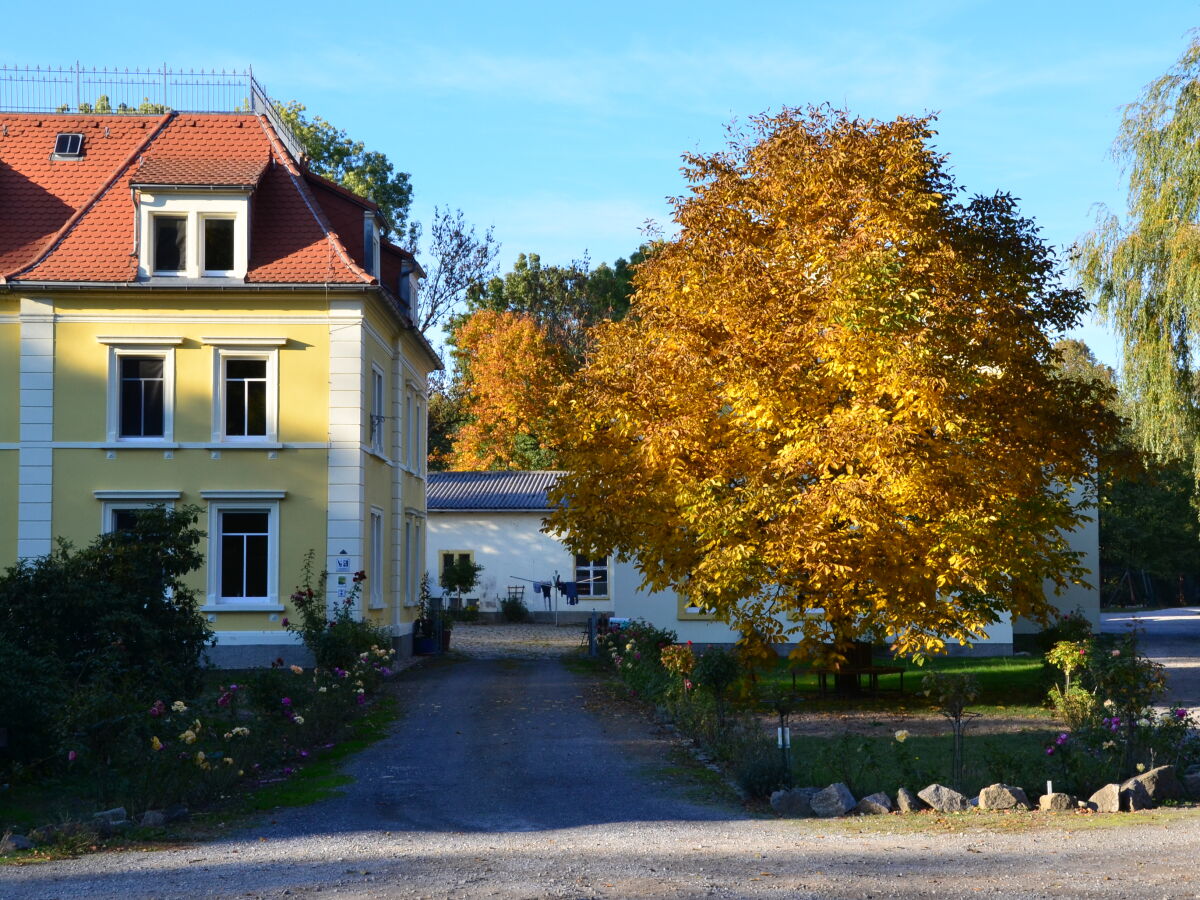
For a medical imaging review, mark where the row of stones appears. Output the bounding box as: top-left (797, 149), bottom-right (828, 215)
top-left (0, 804), bottom-right (188, 853)
top-left (770, 764), bottom-right (1185, 818)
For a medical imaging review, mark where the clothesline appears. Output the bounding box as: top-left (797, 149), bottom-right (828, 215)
top-left (508, 573), bottom-right (602, 606)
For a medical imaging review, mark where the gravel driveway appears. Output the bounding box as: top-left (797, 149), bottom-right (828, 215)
top-left (1102, 607), bottom-right (1200, 707)
top-left (8, 629), bottom-right (1200, 899)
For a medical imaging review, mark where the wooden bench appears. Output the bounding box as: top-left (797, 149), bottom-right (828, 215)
top-left (811, 664), bottom-right (905, 696)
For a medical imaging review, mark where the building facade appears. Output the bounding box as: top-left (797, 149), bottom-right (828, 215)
top-left (0, 102), bottom-right (439, 664)
top-left (426, 471), bottom-right (1100, 652)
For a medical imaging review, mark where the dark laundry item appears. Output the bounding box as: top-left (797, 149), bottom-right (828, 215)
top-left (534, 581), bottom-right (552, 601)
top-left (559, 581), bottom-right (579, 604)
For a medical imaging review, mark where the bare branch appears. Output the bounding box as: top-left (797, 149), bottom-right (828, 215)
top-left (413, 206), bottom-right (500, 334)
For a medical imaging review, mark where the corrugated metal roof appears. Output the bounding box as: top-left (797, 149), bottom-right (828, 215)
top-left (427, 471), bottom-right (564, 511)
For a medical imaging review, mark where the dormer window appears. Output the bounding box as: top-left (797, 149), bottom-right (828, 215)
top-left (137, 194), bottom-right (250, 279)
top-left (363, 212), bottom-right (380, 278)
top-left (153, 215), bottom-right (187, 273)
top-left (133, 157), bottom-right (266, 281)
top-left (52, 132), bottom-right (84, 159)
top-left (202, 216), bottom-right (235, 274)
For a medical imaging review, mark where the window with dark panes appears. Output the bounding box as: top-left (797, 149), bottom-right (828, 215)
top-left (225, 358), bottom-right (267, 436)
top-left (119, 356), bottom-right (164, 437)
top-left (154, 215), bottom-right (186, 272)
top-left (110, 508), bottom-right (142, 533)
top-left (220, 509), bottom-right (269, 599)
top-left (575, 555), bottom-right (608, 597)
top-left (203, 217), bottom-right (235, 272)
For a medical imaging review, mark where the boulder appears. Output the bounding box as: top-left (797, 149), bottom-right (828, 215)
top-left (896, 787), bottom-right (926, 813)
top-left (1089, 783), bottom-right (1121, 813)
top-left (1038, 792), bottom-right (1074, 812)
top-left (855, 792), bottom-right (893, 815)
top-left (0, 834), bottom-right (32, 853)
top-left (139, 810), bottom-right (168, 828)
top-left (1121, 779), bottom-right (1152, 811)
top-left (92, 806), bottom-right (127, 825)
top-left (164, 804), bottom-right (190, 823)
top-left (978, 783), bottom-right (1032, 811)
top-left (28, 825), bottom-right (56, 845)
top-left (1122, 766), bottom-right (1183, 803)
top-left (770, 787), bottom-right (818, 818)
top-left (918, 783), bottom-right (972, 813)
top-left (811, 783), bottom-right (857, 818)
top-left (1182, 771), bottom-right (1200, 799)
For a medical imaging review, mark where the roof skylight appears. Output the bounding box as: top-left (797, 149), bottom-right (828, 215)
top-left (52, 133), bottom-right (84, 159)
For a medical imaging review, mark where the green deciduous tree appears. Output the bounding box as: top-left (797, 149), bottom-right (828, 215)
top-left (1054, 339), bottom-right (1200, 605)
top-left (466, 249), bottom-right (647, 362)
top-left (276, 101), bottom-right (415, 241)
top-left (1077, 34), bottom-right (1200, 466)
top-left (547, 106), bottom-right (1122, 660)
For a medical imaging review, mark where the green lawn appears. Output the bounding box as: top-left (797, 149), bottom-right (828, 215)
top-left (757, 653), bottom-right (1052, 717)
top-left (784, 728), bottom-right (1066, 800)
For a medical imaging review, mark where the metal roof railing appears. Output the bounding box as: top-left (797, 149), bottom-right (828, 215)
top-left (0, 63), bottom-right (306, 161)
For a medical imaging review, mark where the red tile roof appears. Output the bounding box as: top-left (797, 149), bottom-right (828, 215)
top-left (132, 155), bottom-right (269, 187)
top-left (0, 112), bottom-right (408, 294)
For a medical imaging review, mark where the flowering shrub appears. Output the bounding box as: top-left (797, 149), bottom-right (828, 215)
top-left (0, 506), bottom-right (211, 773)
top-left (284, 550), bottom-right (393, 670)
top-left (1042, 626), bottom-right (1191, 789)
top-left (660, 642), bottom-right (696, 697)
top-left (596, 619), bottom-right (678, 700)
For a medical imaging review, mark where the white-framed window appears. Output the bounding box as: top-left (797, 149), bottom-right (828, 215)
top-left (200, 215), bottom-right (236, 275)
top-left (414, 521), bottom-right (423, 603)
top-left (369, 365), bottom-right (386, 454)
top-left (203, 341), bottom-right (284, 443)
top-left (152, 214), bottom-right (187, 274)
top-left (94, 490), bottom-right (181, 534)
top-left (137, 191), bottom-right (250, 279)
top-left (575, 555), bottom-right (609, 599)
top-left (98, 337), bottom-right (183, 443)
top-left (204, 499), bottom-right (281, 607)
top-left (363, 212), bottom-right (380, 277)
top-left (403, 519), bottom-right (414, 607)
top-left (369, 508), bottom-right (384, 609)
top-left (405, 389), bottom-right (415, 470)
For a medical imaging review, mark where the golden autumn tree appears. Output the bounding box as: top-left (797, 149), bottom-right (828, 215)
top-left (448, 309), bottom-right (569, 470)
top-left (545, 107), bottom-right (1123, 659)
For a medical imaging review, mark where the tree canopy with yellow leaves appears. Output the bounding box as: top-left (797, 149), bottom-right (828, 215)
top-left (447, 309), bottom-right (568, 470)
top-left (545, 107), bottom-right (1122, 659)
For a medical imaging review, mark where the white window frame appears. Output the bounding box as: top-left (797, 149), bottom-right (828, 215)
top-left (94, 490), bottom-right (181, 533)
top-left (150, 213), bottom-right (188, 275)
top-left (369, 364), bottom-right (386, 455)
top-left (369, 507), bottom-right (385, 609)
top-left (574, 555), bottom-right (610, 600)
top-left (405, 389), bottom-right (415, 471)
top-left (97, 337), bottom-right (183, 444)
top-left (403, 519), bottom-right (414, 609)
top-left (202, 496), bottom-right (283, 610)
top-left (363, 212), bottom-right (380, 277)
top-left (137, 191), bottom-right (250, 279)
top-left (205, 343), bottom-right (283, 443)
top-left (200, 213), bottom-right (238, 276)
top-left (417, 394), bottom-right (426, 475)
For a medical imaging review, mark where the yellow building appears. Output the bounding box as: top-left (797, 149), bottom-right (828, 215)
top-left (0, 80), bottom-right (439, 664)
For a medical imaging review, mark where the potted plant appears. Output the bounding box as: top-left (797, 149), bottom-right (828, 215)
top-left (413, 574), bottom-right (438, 655)
top-left (439, 556), bottom-right (484, 611)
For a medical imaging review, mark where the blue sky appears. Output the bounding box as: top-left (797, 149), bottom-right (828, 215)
top-left (8, 1), bottom-right (1200, 366)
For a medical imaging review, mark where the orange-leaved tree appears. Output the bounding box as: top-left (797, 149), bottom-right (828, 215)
top-left (545, 106), bottom-right (1122, 660)
top-left (448, 309), bottom-right (568, 470)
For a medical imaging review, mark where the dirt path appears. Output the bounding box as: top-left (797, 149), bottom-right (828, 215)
top-left (7, 649), bottom-right (1200, 899)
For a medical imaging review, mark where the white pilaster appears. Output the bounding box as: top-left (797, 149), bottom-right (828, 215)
top-left (18, 297), bottom-right (55, 560)
top-left (327, 305), bottom-right (365, 617)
